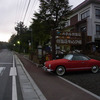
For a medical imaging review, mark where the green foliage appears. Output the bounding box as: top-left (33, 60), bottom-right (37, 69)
top-left (39, 0), bottom-right (72, 28)
top-left (9, 1), bottom-right (72, 52)
top-left (9, 22), bottom-right (31, 53)
top-left (30, 18), bottom-right (51, 48)
top-left (30, 0), bottom-right (72, 48)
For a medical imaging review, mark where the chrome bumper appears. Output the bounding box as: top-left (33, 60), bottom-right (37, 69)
top-left (43, 66), bottom-right (53, 72)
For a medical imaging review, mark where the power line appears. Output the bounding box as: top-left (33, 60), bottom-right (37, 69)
top-left (18, 0), bottom-right (24, 22)
top-left (20, 0), bottom-right (28, 22)
top-left (25, 0), bottom-right (39, 25)
top-left (15, 0), bottom-right (20, 23)
top-left (15, 0), bottom-right (25, 23)
top-left (23, 0), bottom-right (31, 22)
top-left (15, 0), bottom-right (40, 27)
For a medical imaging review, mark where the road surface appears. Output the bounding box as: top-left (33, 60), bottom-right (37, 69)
top-left (0, 49), bottom-right (23, 100)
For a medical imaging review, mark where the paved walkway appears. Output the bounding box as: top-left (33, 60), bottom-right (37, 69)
top-left (15, 54), bottom-right (100, 100)
top-left (15, 55), bottom-right (46, 100)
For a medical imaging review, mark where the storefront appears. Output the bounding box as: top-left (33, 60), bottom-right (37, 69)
top-left (56, 31), bottom-right (92, 54)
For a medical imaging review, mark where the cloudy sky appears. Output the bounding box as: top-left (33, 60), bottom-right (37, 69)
top-left (0, 0), bottom-right (84, 42)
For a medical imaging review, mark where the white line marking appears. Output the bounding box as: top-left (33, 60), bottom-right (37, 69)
top-left (58, 76), bottom-right (100, 100)
top-left (11, 55), bottom-right (17, 100)
top-left (0, 63), bottom-right (13, 64)
top-left (12, 76), bottom-right (17, 100)
top-left (10, 67), bottom-right (17, 76)
top-left (0, 67), bottom-right (6, 76)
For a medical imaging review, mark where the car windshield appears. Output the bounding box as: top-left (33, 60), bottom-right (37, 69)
top-left (64, 54), bottom-right (91, 60)
top-left (72, 55), bottom-right (91, 60)
top-left (64, 54), bottom-right (73, 60)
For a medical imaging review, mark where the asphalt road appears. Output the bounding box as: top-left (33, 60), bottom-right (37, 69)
top-left (63, 55), bottom-right (100, 96)
top-left (18, 54), bottom-right (100, 100)
top-left (63, 71), bottom-right (100, 96)
top-left (0, 49), bottom-right (23, 100)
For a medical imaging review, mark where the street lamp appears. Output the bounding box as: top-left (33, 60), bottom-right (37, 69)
top-left (17, 41), bottom-right (20, 44)
top-left (13, 44), bottom-right (16, 46)
top-left (17, 41), bottom-right (20, 52)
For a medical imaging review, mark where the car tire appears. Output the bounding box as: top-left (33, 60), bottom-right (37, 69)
top-left (56, 66), bottom-right (66, 76)
top-left (91, 66), bottom-right (99, 73)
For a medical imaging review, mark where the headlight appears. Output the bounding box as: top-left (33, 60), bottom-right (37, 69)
top-left (49, 64), bottom-right (51, 68)
top-left (44, 62), bottom-right (46, 65)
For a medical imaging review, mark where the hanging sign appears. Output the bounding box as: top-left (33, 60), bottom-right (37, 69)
top-left (56, 32), bottom-right (82, 45)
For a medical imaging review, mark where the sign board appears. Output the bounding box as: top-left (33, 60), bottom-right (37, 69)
top-left (56, 39), bottom-right (82, 45)
top-left (56, 32), bottom-right (82, 45)
top-left (59, 32), bottom-right (81, 37)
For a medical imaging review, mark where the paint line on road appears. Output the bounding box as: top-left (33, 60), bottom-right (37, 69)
top-left (0, 67), bottom-right (6, 76)
top-left (13, 55), bottom-right (15, 68)
top-left (12, 76), bottom-right (17, 100)
top-left (9, 67), bottom-right (17, 76)
top-left (58, 76), bottom-right (100, 100)
top-left (11, 55), bottom-right (17, 100)
top-left (0, 63), bottom-right (13, 64)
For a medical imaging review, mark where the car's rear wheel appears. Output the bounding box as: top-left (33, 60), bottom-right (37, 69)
top-left (56, 66), bottom-right (66, 76)
top-left (91, 66), bottom-right (99, 73)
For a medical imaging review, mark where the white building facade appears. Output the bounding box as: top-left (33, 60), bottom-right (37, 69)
top-left (66, 0), bottom-right (100, 42)
top-left (55, 0), bottom-right (100, 53)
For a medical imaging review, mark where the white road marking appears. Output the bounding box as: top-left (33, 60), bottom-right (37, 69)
top-left (10, 67), bottom-right (17, 76)
top-left (9, 55), bottom-right (17, 100)
top-left (0, 63), bottom-right (13, 64)
top-left (0, 67), bottom-right (5, 76)
top-left (58, 76), bottom-right (100, 100)
top-left (12, 76), bottom-right (17, 100)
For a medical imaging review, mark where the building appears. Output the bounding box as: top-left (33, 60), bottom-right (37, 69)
top-left (56, 0), bottom-right (100, 53)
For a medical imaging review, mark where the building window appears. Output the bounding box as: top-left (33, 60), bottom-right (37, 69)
top-left (81, 10), bottom-right (90, 20)
top-left (96, 25), bottom-right (100, 35)
top-left (95, 9), bottom-right (100, 19)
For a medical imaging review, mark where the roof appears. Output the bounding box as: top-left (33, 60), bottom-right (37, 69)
top-left (72, 0), bottom-right (100, 13)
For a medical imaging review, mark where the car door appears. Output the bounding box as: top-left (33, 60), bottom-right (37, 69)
top-left (66, 55), bottom-right (90, 71)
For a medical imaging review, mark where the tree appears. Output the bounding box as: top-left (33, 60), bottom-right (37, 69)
top-left (9, 22), bottom-right (32, 53)
top-left (34, 0), bottom-right (72, 58)
top-left (15, 22), bottom-right (28, 34)
top-left (39, 0), bottom-right (72, 29)
top-left (30, 13), bottom-right (51, 48)
top-left (30, 0), bottom-right (72, 47)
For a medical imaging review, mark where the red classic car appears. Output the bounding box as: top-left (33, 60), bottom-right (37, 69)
top-left (43, 53), bottom-right (100, 76)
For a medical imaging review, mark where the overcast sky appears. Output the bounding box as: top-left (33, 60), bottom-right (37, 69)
top-left (0, 0), bottom-right (84, 42)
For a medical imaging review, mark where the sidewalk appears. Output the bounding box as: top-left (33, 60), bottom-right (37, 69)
top-left (16, 53), bottom-right (100, 100)
top-left (15, 55), bottom-right (47, 100)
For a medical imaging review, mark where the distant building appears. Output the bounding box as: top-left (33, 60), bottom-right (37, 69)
top-left (56, 0), bottom-right (100, 53)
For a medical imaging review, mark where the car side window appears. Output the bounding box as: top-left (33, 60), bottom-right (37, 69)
top-left (72, 55), bottom-right (89, 61)
top-left (72, 56), bottom-right (81, 60)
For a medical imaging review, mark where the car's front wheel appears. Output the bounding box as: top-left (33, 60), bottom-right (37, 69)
top-left (91, 65), bottom-right (99, 73)
top-left (56, 66), bottom-right (66, 76)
